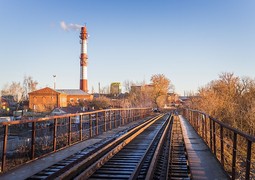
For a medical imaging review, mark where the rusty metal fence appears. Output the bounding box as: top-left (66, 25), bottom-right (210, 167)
top-left (0, 108), bottom-right (151, 173)
top-left (183, 109), bottom-right (255, 180)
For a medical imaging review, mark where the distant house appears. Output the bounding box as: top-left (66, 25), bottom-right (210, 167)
top-left (50, 106), bottom-right (88, 124)
top-left (50, 106), bottom-right (87, 116)
top-left (29, 87), bottom-right (93, 112)
top-left (1, 97), bottom-right (9, 110)
top-left (1, 95), bottom-right (18, 114)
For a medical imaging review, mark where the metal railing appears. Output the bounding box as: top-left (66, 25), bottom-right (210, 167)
top-left (0, 108), bottom-right (151, 173)
top-left (183, 109), bottom-right (255, 180)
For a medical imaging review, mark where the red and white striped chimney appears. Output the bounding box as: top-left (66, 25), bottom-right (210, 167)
top-left (80, 26), bottom-right (88, 92)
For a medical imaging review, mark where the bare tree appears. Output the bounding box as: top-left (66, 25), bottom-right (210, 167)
top-left (123, 80), bottom-right (134, 93)
top-left (100, 85), bottom-right (110, 94)
top-left (1, 75), bottom-right (38, 102)
top-left (1, 82), bottom-right (23, 102)
top-left (89, 96), bottom-right (111, 110)
top-left (22, 75), bottom-right (38, 100)
top-left (188, 72), bottom-right (255, 178)
top-left (150, 74), bottom-right (170, 108)
top-left (190, 72), bottom-right (255, 136)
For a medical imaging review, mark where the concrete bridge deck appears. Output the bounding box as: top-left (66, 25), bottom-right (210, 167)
top-left (0, 115), bottom-right (230, 180)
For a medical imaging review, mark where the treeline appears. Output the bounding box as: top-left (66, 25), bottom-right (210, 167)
top-left (1, 75), bottom-right (38, 102)
top-left (91, 74), bottom-right (172, 110)
top-left (189, 72), bottom-right (255, 136)
top-left (126, 74), bottom-right (171, 108)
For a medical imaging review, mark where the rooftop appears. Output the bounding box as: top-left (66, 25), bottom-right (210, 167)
top-left (52, 106), bottom-right (87, 114)
top-left (56, 89), bottom-right (90, 95)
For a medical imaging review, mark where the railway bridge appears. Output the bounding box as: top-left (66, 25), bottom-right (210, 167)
top-left (0, 108), bottom-right (254, 179)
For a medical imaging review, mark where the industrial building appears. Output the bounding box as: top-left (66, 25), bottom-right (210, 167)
top-left (131, 84), bottom-right (154, 93)
top-left (110, 82), bottom-right (121, 96)
top-left (29, 26), bottom-right (93, 112)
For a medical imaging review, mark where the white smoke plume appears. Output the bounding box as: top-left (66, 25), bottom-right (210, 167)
top-left (60, 21), bottom-right (82, 31)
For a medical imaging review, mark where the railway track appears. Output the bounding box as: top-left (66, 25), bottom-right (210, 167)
top-left (168, 115), bottom-right (190, 179)
top-left (148, 114), bottom-right (190, 180)
top-left (27, 112), bottom-right (190, 179)
top-left (86, 114), bottom-right (170, 180)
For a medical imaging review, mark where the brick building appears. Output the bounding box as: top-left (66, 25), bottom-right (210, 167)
top-left (29, 87), bottom-right (93, 112)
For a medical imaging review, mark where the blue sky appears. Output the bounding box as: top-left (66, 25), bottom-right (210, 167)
top-left (0, 0), bottom-right (255, 95)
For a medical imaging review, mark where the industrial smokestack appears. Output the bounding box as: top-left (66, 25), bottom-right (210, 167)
top-left (80, 26), bottom-right (88, 92)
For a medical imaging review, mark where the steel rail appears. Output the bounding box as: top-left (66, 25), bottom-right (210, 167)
top-left (144, 114), bottom-right (173, 179)
top-left (129, 113), bottom-right (172, 179)
top-left (73, 114), bottom-right (166, 180)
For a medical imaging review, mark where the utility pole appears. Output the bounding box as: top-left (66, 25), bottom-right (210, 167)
top-left (98, 82), bottom-right (101, 97)
top-left (53, 75), bottom-right (56, 89)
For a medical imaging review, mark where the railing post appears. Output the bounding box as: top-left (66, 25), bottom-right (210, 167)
top-left (202, 114), bottom-right (205, 139)
top-left (80, 115), bottom-right (83, 140)
top-left (124, 110), bottom-right (127, 124)
top-left (68, 117), bottom-right (71, 145)
top-left (192, 111), bottom-right (195, 127)
top-left (31, 122), bottom-right (36, 160)
top-left (53, 118), bottom-right (57, 152)
top-left (220, 125), bottom-right (224, 167)
top-left (213, 121), bottom-right (216, 155)
top-left (119, 110), bottom-right (121, 126)
top-left (109, 111), bottom-right (112, 130)
top-left (96, 113), bottom-right (99, 135)
top-left (104, 111), bottom-right (107, 132)
top-left (210, 118), bottom-right (213, 150)
top-left (134, 109), bottom-right (136, 121)
top-left (1, 125), bottom-right (8, 172)
top-left (122, 110), bottom-right (125, 125)
top-left (114, 111), bottom-right (117, 128)
top-left (128, 109), bottom-right (130, 122)
top-left (129, 109), bottom-right (131, 122)
top-left (134, 109), bottom-right (135, 121)
top-left (245, 140), bottom-right (252, 180)
top-left (205, 115), bottom-right (208, 144)
top-left (133, 109), bottom-right (135, 121)
top-left (132, 109), bottom-right (134, 121)
top-left (198, 113), bottom-right (201, 136)
top-left (196, 112), bottom-right (199, 132)
top-left (231, 132), bottom-right (237, 180)
top-left (190, 111), bottom-right (193, 125)
top-left (190, 110), bottom-right (192, 124)
top-left (188, 111), bottom-right (193, 126)
top-left (89, 114), bottom-right (93, 137)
